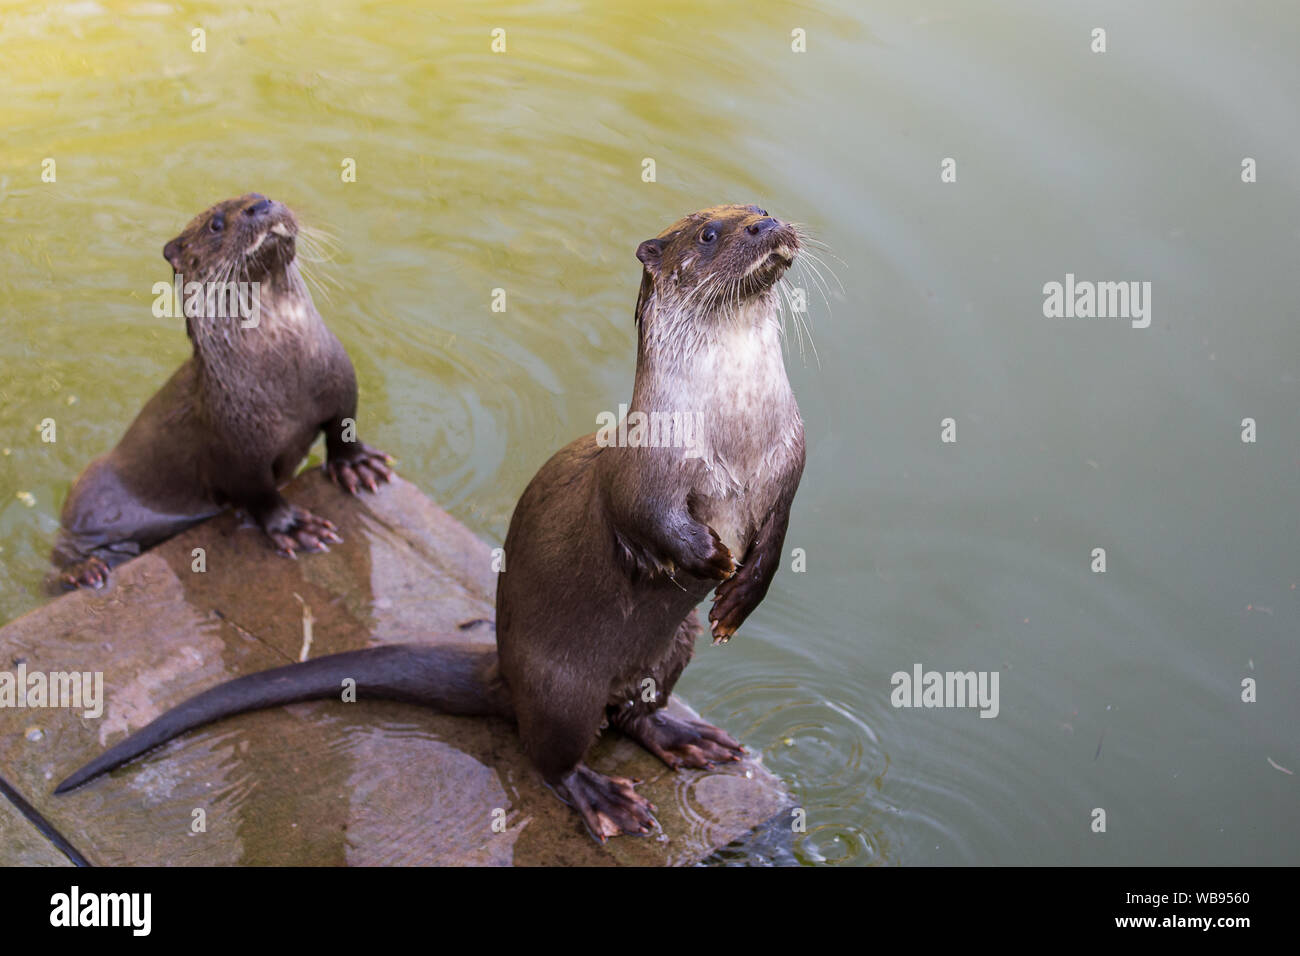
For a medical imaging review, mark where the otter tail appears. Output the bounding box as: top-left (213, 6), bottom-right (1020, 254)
top-left (55, 643), bottom-right (509, 794)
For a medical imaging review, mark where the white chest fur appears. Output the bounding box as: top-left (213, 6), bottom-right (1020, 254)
top-left (643, 301), bottom-right (802, 556)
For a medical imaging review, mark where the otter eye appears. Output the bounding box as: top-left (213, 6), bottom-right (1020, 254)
top-left (699, 227), bottom-right (717, 244)
top-left (209, 214), bottom-right (225, 234)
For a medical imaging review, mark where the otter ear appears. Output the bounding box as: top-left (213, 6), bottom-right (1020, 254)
top-left (163, 237), bottom-right (185, 272)
top-left (636, 238), bottom-right (665, 275)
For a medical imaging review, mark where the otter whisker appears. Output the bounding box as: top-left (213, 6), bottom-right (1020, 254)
top-left (793, 252), bottom-right (831, 301)
top-left (297, 260), bottom-right (339, 307)
top-left (798, 248), bottom-right (843, 300)
top-left (297, 229), bottom-right (341, 263)
top-left (784, 278), bottom-right (820, 369)
top-left (773, 279), bottom-right (805, 364)
top-left (298, 222), bottom-right (341, 244)
top-left (790, 256), bottom-right (838, 346)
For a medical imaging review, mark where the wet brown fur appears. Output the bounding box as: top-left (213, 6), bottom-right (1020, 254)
top-left (57, 204), bottom-right (806, 843)
top-left (52, 194), bottom-right (391, 589)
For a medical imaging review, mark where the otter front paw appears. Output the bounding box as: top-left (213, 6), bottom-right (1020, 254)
top-left (60, 555), bottom-right (111, 591)
top-left (263, 505), bottom-right (342, 558)
top-left (708, 568), bottom-right (764, 643)
top-left (621, 710), bottom-right (745, 770)
top-left (326, 443), bottom-right (394, 495)
top-left (556, 764), bottom-right (658, 842)
top-left (680, 524), bottom-right (736, 581)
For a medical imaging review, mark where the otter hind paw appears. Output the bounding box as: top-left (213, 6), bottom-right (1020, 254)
top-left (556, 764), bottom-right (659, 843)
top-left (60, 555), bottom-right (111, 591)
top-left (622, 710), bottom-right (745, 770)
top-left (326, 444), bottom-right (394, 495)
top-left (266, 505), bottom-right (341, 557)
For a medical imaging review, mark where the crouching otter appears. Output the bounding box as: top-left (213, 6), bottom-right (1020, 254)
top-left (52, 194), bottom-right (392, 589)
top-left (57, 204), bottom-right (806, 844)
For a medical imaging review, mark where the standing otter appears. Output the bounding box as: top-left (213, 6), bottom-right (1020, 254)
top-left (52, 194), bottom-right (392, 589)
top-left (56, 204), bottom-right (806, 843)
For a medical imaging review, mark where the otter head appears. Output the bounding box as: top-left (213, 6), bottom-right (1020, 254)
top-left (162, 193), bottom-right (299, 284)
top-left (633, 204), bottom-right (799, 331)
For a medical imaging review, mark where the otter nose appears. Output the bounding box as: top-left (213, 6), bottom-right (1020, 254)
top-left (746, 217), bottom-right (778, 236)
top-left (244, 198), bottom-right (273, 217)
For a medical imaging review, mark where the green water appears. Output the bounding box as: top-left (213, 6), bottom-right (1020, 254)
top-left (2, 0), bottom-right (1297, 865)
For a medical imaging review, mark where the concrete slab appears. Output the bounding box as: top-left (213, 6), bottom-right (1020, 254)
top-left (0, 472), bottom-right (788, 865)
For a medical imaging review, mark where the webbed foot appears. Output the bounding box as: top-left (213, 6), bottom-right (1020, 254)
top-left (620, 710), bottom-right (744, 770)
top-left (326, 443), bottom-right (394, 495)
top-left (555, 763), bottom-right (659, 842)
